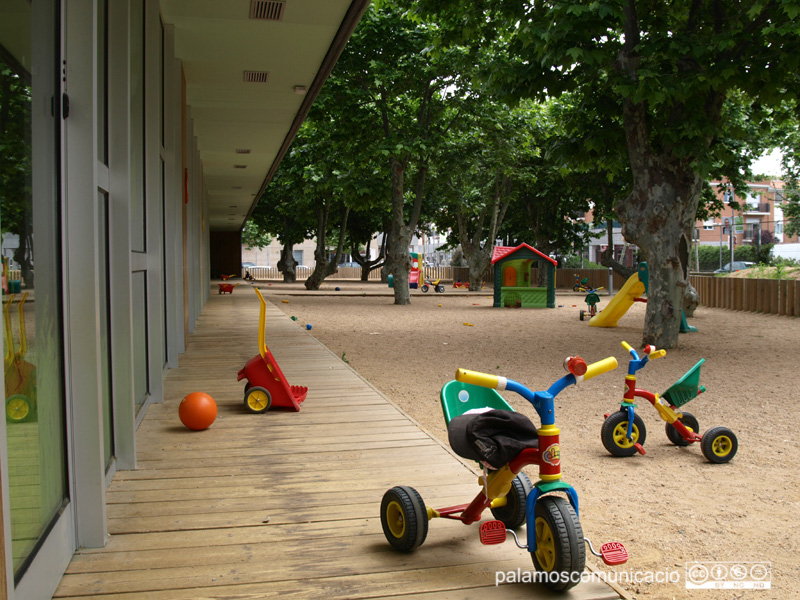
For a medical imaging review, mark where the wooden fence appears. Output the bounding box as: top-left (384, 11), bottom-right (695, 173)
top-left (690, 275), bottom-right (799, 317)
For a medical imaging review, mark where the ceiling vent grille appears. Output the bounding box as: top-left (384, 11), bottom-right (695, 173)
top-left (235, 148), bottom-right (251, 154)
top-left (250, 0), bottom-right (286, 21)
top-left (243, 71), bottom-right (269, 83)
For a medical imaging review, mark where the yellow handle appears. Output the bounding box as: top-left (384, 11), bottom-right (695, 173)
top-left (583, 356), bottom-right (618, 380)
top-left (649, 349), bottom-right (667, 359)
top-left (621, 341), bottom-right (634, 353)
top-left (455, 368), bottom-right (500, 389)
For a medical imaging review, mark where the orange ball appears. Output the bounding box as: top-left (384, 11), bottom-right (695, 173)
top-left (179, 392), bottom-right (217, 430)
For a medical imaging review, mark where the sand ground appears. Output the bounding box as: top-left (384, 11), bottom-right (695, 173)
top-left (249, 279), bottom-right (798, 600)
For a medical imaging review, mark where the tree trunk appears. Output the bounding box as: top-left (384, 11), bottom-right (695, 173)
top-left (352, 236), bottom-right (386, 282)
top-left (277, 242), bottom-right (297, 283)
top-left (600, 219), bottom-right (636, 280)
top-left (387, 158), bottom-right (426, 305)
top-left (305, 205), bottom-right (350, 290)
top-left (456, 175), bottom-right (509, 293)
top-left (616, 159), bottom-right (702, 349)
top-left (466, 251), bottom-right (489, 293)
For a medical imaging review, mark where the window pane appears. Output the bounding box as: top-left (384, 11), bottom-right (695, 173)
top-left (1, 0), bottom-right (68, 579)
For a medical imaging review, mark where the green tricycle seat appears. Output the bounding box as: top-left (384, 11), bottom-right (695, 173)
top-left (440, 380), bottom-right (513, 426)
top-left (661, 358), bottom-right (705, 408)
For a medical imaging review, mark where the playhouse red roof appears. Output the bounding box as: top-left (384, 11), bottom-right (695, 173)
top-left (490, 244), bottom-right (557, 266)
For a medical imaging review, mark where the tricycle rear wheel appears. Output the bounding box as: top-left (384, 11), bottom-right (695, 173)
top-left (701, 426), bottom-right (738, 463)
top-left (531, 495), bottom-right (585, 591)
top-left (380, 486), bottom-right (428, 552)
top-left (665, 411), bottom-right (699, 446)
top-left (490, 472), bottom-right (532, 530)
top-left (244, 386), bottom-right (272, 413)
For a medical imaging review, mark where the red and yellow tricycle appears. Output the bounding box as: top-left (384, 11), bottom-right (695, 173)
top-left (380, 354), bottom-right (628, 592)
top-left (601, 341), bottom-right (738, 463)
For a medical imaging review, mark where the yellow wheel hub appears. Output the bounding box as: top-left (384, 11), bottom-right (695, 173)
top-left (6, 396), bottom-right (29, 421)
top-left (247, 390), bottom-right (270, 411)
top-left (612, 423), bottom-right (639, 448)
top-left (711, 435), bottom-right (733, 457)
top-left (534, 517), bottom-right (557, 571)
top-left (385, 500), bottom-right (406, 539)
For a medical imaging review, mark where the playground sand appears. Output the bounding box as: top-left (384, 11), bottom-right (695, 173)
top-left (263, 280), bottom-right (798, 600)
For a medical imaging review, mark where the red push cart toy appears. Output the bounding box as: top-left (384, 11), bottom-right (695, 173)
top-left (600, 341), bottom-right (738, 463)
top-left (5, 293), bottom-right (36, 423)
top-left (380, 355), bottom-right (628, 592)
top-left (237, 288), bottom-right (307, 413)
top-left (218, 282), bottom-right (239, 294)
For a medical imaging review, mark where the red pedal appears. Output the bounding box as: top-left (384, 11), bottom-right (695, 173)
top-left (600, 541), bottom-right (629, 565)
top-left (634, 443), bottom-right (646, 455)
top-left (479, 520), bottom-right (507, 545)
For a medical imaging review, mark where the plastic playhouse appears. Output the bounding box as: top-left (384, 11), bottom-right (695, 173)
top-left (490, 244), bottom-right (557, 308)
top-left (237, 288), bottom-right (308, 413)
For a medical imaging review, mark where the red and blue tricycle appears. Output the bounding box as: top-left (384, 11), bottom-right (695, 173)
top-left (380, 354), bottom-right (628, 592)
top-left (601, 341), bottom-right (738, 463)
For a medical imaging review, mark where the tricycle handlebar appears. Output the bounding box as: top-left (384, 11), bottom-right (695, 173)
top-left (583, 356), bottom-right (619, 381)
top-left (455, 368), bottom-right (505, 390)
top-left (455, 355), bottom-right (618, 392)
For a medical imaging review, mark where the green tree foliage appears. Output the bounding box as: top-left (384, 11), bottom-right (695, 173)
top-left (0, 64), bottom-right (34, 286)
top-left (249, 140), bottom-right (314, 282)
top-left (417, 0), bottom-right (800, 348)
top-left (241, 220), bottom-right (271, 250)
top-left (324, 1), bottom-right (479, 304)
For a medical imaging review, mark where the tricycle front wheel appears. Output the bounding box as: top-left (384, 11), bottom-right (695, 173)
top-left (601, 410), bottom-right (646, 456)
top-left (244, 386), bottom-right (272, 413)
top-left (380, 486), bottom-right (428, 552)
top-left (701, 426), bottom-right (738, 463)
top-left (665, 411), bottom-right (699, 446)
top-left (531, 495), bottom-right (585, 591)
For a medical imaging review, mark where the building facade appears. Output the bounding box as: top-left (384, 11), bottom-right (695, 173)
top-left (0, 1), bottom-right (366, 598)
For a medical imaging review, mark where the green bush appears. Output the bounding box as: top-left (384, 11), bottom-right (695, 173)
top-left (563, 255), bottom-right (604, 269)
top-left (694, 243), bottom-right (773, 271)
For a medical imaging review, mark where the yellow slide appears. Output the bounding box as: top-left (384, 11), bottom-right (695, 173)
top-left (589, 273), bottom-right (646, 327)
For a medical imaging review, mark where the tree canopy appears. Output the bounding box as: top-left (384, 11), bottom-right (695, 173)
top-left (417, 0), bottom-right (800, 347)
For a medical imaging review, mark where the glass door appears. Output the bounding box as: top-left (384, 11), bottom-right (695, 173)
top-left (0, 0), bottom-right (69, 588)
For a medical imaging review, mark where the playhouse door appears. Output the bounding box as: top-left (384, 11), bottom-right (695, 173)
top-left (503, 266), bottom-right (517, 287)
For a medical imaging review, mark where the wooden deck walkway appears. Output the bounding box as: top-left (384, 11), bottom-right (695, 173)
top-left (54, 291), bottom-right (625, 600)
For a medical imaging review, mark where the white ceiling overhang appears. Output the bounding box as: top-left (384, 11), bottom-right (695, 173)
top-left (161, 0), bottom-right (370, 232)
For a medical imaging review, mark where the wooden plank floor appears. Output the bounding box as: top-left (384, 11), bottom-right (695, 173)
top-left (54, 291), bottom-right (625, 600)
